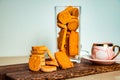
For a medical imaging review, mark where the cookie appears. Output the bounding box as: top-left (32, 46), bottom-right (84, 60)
top-left (39, 54), bottom-right (45, 66)
top-left (69, 31), bottom-right (79, 56)
top-left (65, 6), bottom-right (73, 13)
top-left (71, 7), bottom-right (79, 17)
top-left (71, 16), bottom-right (78, 19)
top-left (55, 51), bottom-right (73, 69)
top-left (57, 10), bottom-right (71, 24)
top-left (46, 49), bottom-right (56, 60)
top-left (57, 28), bottom-right (67, 51)
top-left (31, 50), bottom-right (45, 55)
top-left (45, 59), bottom-right (59, 67)
top-left (64, 32), bottom-right (70, 56)
top-left (29, 55), bottom-right (41, 71)
top-left (57, 22), bottom-right (67, 29)
top-left (32, 46), bottom-right (47, 51)
top-left (67, 19), bottom-right (79, 31)
top-left (41, 65), bottom-right (57, 72)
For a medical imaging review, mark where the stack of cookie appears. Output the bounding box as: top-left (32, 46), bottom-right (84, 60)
top-left (29, 46), bottom-right (46, 71)
top-left (57, 6), bottom-right (80, 58)
top-left (29, 46), bottom-right (59, 72)
top-left (31, 46), bottom-right (47, 65)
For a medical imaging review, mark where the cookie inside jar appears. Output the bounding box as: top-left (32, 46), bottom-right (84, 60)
top-left (55, 6), bottom-right (81, 61)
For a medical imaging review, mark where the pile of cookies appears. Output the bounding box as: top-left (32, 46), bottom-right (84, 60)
top-left (29, 46), bottom-right (58, 72)
top-left (29, 45), bottom-right (74, 72)
top-left (57, 6), bottom-right (80, 58)
top-left (28, 6), bottom-right (80, 72)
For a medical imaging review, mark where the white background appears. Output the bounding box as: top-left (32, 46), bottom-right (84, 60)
top-left (0, 0), bottom-right (120, 56)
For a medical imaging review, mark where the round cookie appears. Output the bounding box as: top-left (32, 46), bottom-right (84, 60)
top-left (32, 46), bottom-right (47, 51)
top-left (67, 19), bottom-right (79, 31)
top-left (57, 10), bottom-right (71, 24)
top-left (71, 7), bottom-right (79, 17)
top-left (29, 55), bottom-right (41, 71)
top-left (41, 65), bottom-right (57, 72)
top-left (57, 22), bottom-right (67, 29)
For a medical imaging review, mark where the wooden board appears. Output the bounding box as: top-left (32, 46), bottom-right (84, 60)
top-left (4, 61), bottom-right (120, 80)
top-left (0, 63), bottom-right (29, 80)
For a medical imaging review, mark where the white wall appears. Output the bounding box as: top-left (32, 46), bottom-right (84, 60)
top-left (0, 0), bottom-right (120, 56)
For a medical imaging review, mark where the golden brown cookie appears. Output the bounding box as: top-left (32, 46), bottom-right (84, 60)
top-left (46, 49), bottom-right (56, 60)
top-left (71, 16), bottom-right (78, 19)
top-left (39, 54), bottom-right (45, 66)
top-left (65, 6), bottom-right (73, 13)
top-left (57, 22), bottom-right (67, 29)
top-left (29, 55), bottom-right (41, 71)
top-left (57, 10), bottom-right (71, 24)
top-left (67, 19), bottom-right (79, 31)
top-left (69, 31), bottom-right (79, 56)
top-left (71, 7), bottom-right (79, 17)
top-left (57, 28), bottom-right (67, 51)
top-left (45, 59), bottom-right (59, 67)
top-left (31, 50), bottom-right (45, 54)
top-left (41, 65), bottom-right (57, 72)
top-left (32, 46), bottom-right (47, 51)
top-left (55, 51), bottom-right (73, 69)
top-left (64, 32), bottom-right (70, 56)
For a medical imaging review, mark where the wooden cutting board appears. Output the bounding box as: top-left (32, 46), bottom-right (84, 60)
top-left (3, 60), bottom-right (120, 80)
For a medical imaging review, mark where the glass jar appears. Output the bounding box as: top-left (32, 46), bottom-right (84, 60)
top-left (55, 6), bottom-right (81, 63)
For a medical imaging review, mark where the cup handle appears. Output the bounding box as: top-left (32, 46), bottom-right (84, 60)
top-left (111, 45), bottom-right (120, 60)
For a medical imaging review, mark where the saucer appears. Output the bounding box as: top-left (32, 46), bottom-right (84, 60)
top-left (82, 55), bottom-right (120, 65)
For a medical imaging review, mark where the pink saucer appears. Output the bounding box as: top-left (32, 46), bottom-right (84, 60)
top-left (82, 55), bottom-right (120, 65)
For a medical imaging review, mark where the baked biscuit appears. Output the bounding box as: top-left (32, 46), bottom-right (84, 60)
top-left (41, 65), bottom-right (57, 72)
top-left (57, 10), bottom-right (71, 24)
top-left (64, 32), bottom-right (70, 56)
top-left (65, 6), bottom-right (73, 13)
top-left (71, 16), bottom-right (78, 19)
top-left (45, 59), bottom-right (59, 67)
top-left (32, 46), bottom-right (47, 51)
top-left (57, 28), bottom-right (67, 51)
top-left (46, 49), bottom-right (56, 60)
top-left (31, 50), bottom-right (45, 54)
top-left (29, 55), bottom-right (41, 71)
top-left (67, 19), bottom-right (79, 31)
top-left (57, 22), bottom-right (67, 29)
top-left (71, 7), bottom-right (79, 17)
top-left (39, 54), bottom-right (45, 66)
top-left (69, 31), bottom-right (79, 56)
top-left (55, 51), bottom-right (73, 69)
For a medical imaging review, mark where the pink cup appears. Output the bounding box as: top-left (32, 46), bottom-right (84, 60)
top-left (92, 43), bottom-right (120, 60)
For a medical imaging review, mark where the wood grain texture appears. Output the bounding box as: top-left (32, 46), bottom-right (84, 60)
top-left (0, 63), bottom-right (28, 80)
top-left (4, 61), bottom-right (120, 80)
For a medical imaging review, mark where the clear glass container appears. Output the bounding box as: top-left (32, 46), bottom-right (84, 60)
top-left (55, 6), bottom-right (81, 63)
